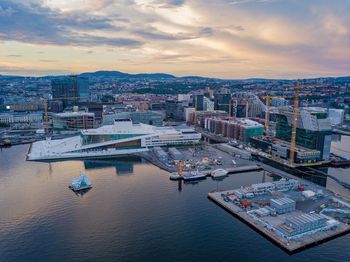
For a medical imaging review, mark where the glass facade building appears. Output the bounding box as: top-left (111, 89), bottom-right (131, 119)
top-left (275, 107), bottom-right (332, 161)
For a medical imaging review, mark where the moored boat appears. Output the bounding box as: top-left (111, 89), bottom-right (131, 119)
top-left (169, 172), bottom-right (182, 180)
top-left (182, 170), bottom-right (206, 181)
top-left (211, 169), bottom-right (228, 178)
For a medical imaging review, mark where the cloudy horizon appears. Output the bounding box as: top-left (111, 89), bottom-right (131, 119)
top-left (0, 0), bottom-right (349, 78)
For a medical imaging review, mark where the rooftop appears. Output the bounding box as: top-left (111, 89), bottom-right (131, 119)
top-left (271, 197), bottom-right (296, 206)
top-left (54, 112), bottom-right (95, 117)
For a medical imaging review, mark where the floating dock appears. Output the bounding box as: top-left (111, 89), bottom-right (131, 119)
top-left (208, 191), bottom-right (350, 253)
top-left (170, 165), bottom-right (262, 180)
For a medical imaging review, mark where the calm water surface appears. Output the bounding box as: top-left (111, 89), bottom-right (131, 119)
top-left (1, 144), bottom-right (350, 262)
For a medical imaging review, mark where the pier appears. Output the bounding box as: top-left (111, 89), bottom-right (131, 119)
top-left (137, 150), bottom-right (262, 177)
top-left (208, 191), bottom-right (350, 253)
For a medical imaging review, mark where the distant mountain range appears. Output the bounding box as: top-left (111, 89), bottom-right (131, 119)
top-left (79, 70), bottom-right (176, 80)
top-left (1, 70), bottom-right (350, 82)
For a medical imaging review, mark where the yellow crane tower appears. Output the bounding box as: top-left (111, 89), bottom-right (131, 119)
top-left (261, 95), bottom-right (292, 136)
top-left (265, 95), bottom-right (270, 136)
top-left (217, 100), bottom-right (233, 117)
top-left (262, 82), bottom-right (329, 164)
top-left (289, 81), bottom-right (300, 165)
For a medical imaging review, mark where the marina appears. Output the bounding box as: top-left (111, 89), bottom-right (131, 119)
top-left (169, 165), bottom-right (262, 180)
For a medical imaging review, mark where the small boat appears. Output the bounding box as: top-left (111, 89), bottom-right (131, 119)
top-left (69, 172), bottom-right (92, 191)
top-left (182, 170), bottom-right (206, 181)
top-left (169, 172), bottom-right (182, 180)
top-left (211, 169), bottom-right (228, 178)
top-left (232, 160), bottom-right (237, 166)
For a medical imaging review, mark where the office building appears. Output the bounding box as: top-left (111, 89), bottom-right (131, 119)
top-left (77, 76), bottom-right (90, 102)
top-left (52, 111), bottom-right (95, 130)
top-left (275, 107), bottom-right (332, 160)
top-left (51, 75), bottom-right (90, 106)
top-left (165, 100), bottom-right (185, 121)
top-left (250, 136), bottom-right (321, 163)
top-left (194, 95), bottom-right (204, 111)
top-left (203, 96), bottom-right (214, 111)
top-left (214, 94), bottom-right (232, 114)
top-left (52, 76), bottom-right (79, 106)
top-left (231, 92), bottom-right (265, 118)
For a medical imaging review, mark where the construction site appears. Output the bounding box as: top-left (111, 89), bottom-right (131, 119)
top-left (205, 81), bottom-right (350, 253)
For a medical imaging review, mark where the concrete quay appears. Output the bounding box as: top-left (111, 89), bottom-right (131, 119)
top-left (208, 191), bottom-right (350, 253)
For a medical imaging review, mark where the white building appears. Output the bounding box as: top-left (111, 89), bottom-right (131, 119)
top-left (203, 97), bottom-right (214, 111)
top-left (0, 112), bottom-right (43, 124)
top-left (178, 94), bottom-right (192, 103)
top-left (27, 119), bottom-right (201, 161)
top-left (184, 107), bottom-right (196, 122)
top-left (328, 109), bottom-right (344, 126)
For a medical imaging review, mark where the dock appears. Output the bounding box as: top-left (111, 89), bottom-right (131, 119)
top-left (208, 191), bottom-right (350, 253)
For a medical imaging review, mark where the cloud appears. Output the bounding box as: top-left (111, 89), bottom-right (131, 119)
top-left (0, 0), bottom-right (142, 47)
top-left (1, 0), bottom-right (350, 78)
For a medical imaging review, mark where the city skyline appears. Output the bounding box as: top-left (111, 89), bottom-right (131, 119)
top-left (0, 0), bottom-right (349, 78)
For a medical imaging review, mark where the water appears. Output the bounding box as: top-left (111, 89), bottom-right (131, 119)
top-left (1, 145), bottom-right (350, 261)
top-left (327, 135), bottom-right (350, 198)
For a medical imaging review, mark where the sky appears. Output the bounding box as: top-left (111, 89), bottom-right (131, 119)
top-left (0, 0), bottom-right (349, 79)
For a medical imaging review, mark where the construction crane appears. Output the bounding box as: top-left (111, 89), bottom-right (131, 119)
top-left (264, 95), bottom-right (270, 136)
top-left (43, 99), bottom-right (49, 133)
top-left (260, 94), bottom-right (292, 136)
top-left (217, 100), bottom-right (234, 117)
top-left (289, 81), bottom-right (300, 165)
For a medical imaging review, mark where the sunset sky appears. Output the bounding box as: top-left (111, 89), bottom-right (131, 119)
top-left (0, 0), bottom-right (349, 78)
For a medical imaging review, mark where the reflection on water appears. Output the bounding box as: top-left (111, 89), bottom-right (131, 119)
top-left (84, 156), bottom-right (142, 175)
top-left (70, 187), bottom-right (92, 197)
top-left (1, 145), bottom-right (350, 261)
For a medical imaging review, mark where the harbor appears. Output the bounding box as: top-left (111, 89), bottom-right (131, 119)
top-left (134, 143), bottom-right (261, 180)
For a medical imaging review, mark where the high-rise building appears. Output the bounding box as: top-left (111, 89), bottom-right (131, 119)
top-left (48, 100), bottom-right (64, 113)
top-left (194, 95), bottom-right (204, 111)
top-left (77, 76), bottom-right (90, 102)
top-left (231, 92), bottom-right (265, 118)
top-left (275, 107), bottom-right (332, 160)
top-left (203, 96), bottom-right (214, 111)
top-left (165, 100), bottom-right (184, 121)
top-left (52, 76), bottom-right (79, 106)
top-left (214, 94), bottom-right (231, 114)
top-left (51, 75), bottom-right (90, 106)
